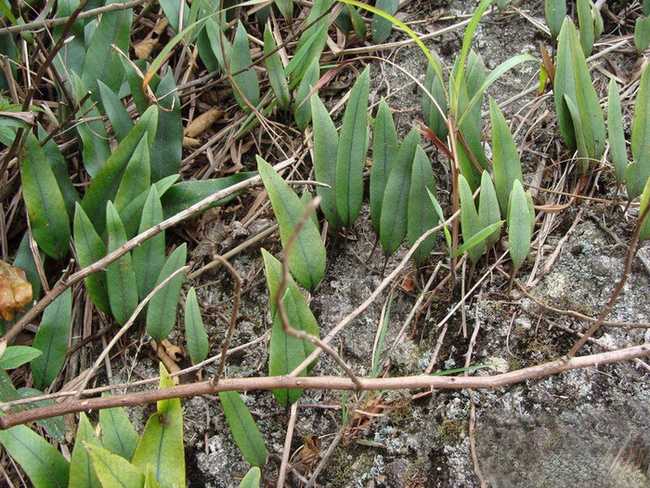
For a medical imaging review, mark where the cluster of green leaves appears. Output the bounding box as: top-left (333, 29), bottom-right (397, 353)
top-left (545, 0), bottom-right (603, 53)
top-left (0, 364), bottom-right (265, 487)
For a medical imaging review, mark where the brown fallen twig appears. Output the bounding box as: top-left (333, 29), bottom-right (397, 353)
top-left (0, 343), bottom-right (647, 430)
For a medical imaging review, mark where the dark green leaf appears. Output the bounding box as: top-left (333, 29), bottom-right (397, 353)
top-left (184, 287), bottom-right (209, 364)
top-left (422, 59), bottom-right (448, 140)
top-left (293, 58), bottom-right (319, 130)
top-left (20, 133), bottom-right (70, 259)
top-left (607, 78), bottom-right (627, 183)
top-left (258, 157), bottom-right (326, 289)
top-left (161, 173), bottom-right (255, 218)
top-left (407, 145), bottom-right (438, 264)
top-left (636, 16), bottom-right (650, 53)
top-left (106, 201), bottom-right (139, 325)
top-left (81, 106), bottom-right (158, 233)
top-left (370, 100), bottom-right (398, 233)
top-left (219, 391), bottom-right (269, 466)
top-left (13, 233), bottom-right (42, 300)
top-left (347, 6), bottom-right (366, 38)
top-left (545, 0), bottom-right (566, 39)
top-left (477, 171), bottom-right (502, 248)
top-left (160, 0), bottom-right (190, 32)
top-left (0, 425), bottom-right (69, 488)
top-left (287, 22), bottom-right (328, 87)
top-left (640, 178), bottom-right (650, 241)
top-left (263, 25), bottom-right (290, 109)
top-left (274, 0), bottom-right (293, 19)
top-left (458, 174), bottom-right (485, 263)
top-left (230, 21), bottom-right (260, 110)
top-left (577, 0), bottom-right (594, 56)
top-left (626, 63), bottom-right (650, 199)
top-left (132, 187), bottom-right (166, 299)
top-left (74, 203), bottom-right (111, 314)
top-left (151, 70), bottom-right (182, 181)
top-left (99, 80), bottom-right (133, 141)
top-left (99, 400), bottom-right (140, 461)
top-left (380, 129), bottom-right (418, 255)
top-left (145, 244), bottom-right (187, 341)
top-left (31, 288), bottom-right (72, 389)
top-left (335, 67), bottom-right (369, 227)
top-left (310, 94), bottom-right (340, 227)
top-left (262, 249), bottom-right (319, 406)
top-left (115, 135), bottom-right (151, 212)
top-left (453, 220), bottom-right (504, 257)
top-left (121, 174), bottom-right (179, 236)
top-left (507, 180), bottom-right (533, 271)
top-left (16, 387), bottom-right (66, 442)
top-left (489, 98), bottom-right (523, 214)
top-left (69, 413), bottom-right (101, 488)
top-left (372, 0), bottom-right (398, 43)
top-left (40, 128), bottom-right (79, 219)
top-left (0, 346), bottom-right (41, 369)
top-left (132, 364), bottom-right (184, 487)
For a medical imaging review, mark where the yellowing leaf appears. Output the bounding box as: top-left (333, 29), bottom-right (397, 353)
top-left (0, 259), bottom-right (32, 321)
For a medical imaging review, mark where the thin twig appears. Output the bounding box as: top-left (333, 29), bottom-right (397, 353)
top-left (277, 402), bottom-right (299, 488)
top-left (0, 343), bottom-right (647, 429)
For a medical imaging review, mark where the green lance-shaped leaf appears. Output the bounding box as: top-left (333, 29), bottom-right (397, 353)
top-left (160, 172), bottom-right (253, 219)
top-left (453, 220), bottom-right (504, 257)
top-left (145, 244), bottom-right (187, 341)
top-left (71, 74), bottom-right (111, 178)
top-left (69, 413), bottom-right (101, 488)
top-left (16, 387), bottom-right (65, 442)
top-left (106, 202), bottom-right (139, 325)
top-left (577, 0), bottom-right (594, 56)
top-left (13, 233), bottom-right (42, 300)
top-left (564, 94), bottom-right (591, 173)
top-left (640, 178), bottom-right (650, 241)
top-left (99, 400), bottom-right (140, 461)
top-left (478, 171), bottom-right (502, 248)
top-left (347, 5), bottom-right (366, 39)
top-left (635, 15), bottom-right (650, 52)
top-left (275, 0), bottom-right (293, 20)
top-left (184, 287), bottom-right (209, 364)
top-left (372, 0), bottom-right (398, 43)
top-left (0, 346), bottom-right (41, 370)
top-left (160, 0), bottom-right (189, 32)
top-left (121, 174), bottom-right (179, 236)
top-left (40, 128), bottom-right (79, 219)
top-left (370, 100), bottom-right (399, 233)
top-left (82, 106), bottom-right (158, 233)
top-left (219, 391), bottom-right (269, 466)
top-left (114, 136), bottom-right (151, 212)
top-left (336, 67), bottom-right (370, 227)
top-left (132, 187), bottom-right (166, 299)
top-left (73, 203), bottom-right (111, 314)
top-left (151, 70), bottom-right (182, 182)
top-left (294, 58), bottom-right (319, 130)
top-left (257, 157), bottom-right (326, 289)
top-left (490, 98), bottom-right (523, 215)
top-left (263, 25), bottom-right (290, 109)
top-left (132, 364), bottom-right (185, 487)
top-left (645, 0), bottom-right (650, 15)
top-left (262, 249), bottom-right (319, 406)
top-left (81, 0), bottom-right (131, 95)
top-left (204, 16), bottom-right (232, 71)
top-left (230, 21), bottom-right (260, 110)
top-left (87, 444), bottom-right (144, 488)
top-left (98, 79), bottom-right (134, 141)
top-left (627, 63), bottom-right (650, 199)
top-left (380, 129), bottom-right (419, 255)
top-left (422, 59), bottom-right (448, 140)
top-left (124, 57), bottom-right (150, 115)
top-left (239, 467), bottom-right (261, 488)
top-left (20, 133), bottom-right (70, 259)
top-left (554, 18), bottom-right (606, 161)
top-left (507, 180), bottom-right (533, 272)
top-left (607, 79), bottom-right (628, 183)
top-left (458, 174), bottom-right (485, 264)
top-left (407, 145), bottom-right (438, 264)
top-left (31, 288), bottom-right (72, 389)
top-left (0, 425), bottom-right (69, 488)
top-left (288, 22), bottom-right (329, 88)
top-left (310, 94), bottom-right (340, 228)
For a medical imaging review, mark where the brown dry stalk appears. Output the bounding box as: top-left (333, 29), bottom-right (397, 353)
top-left (0, 343), bottom-right (647, 430)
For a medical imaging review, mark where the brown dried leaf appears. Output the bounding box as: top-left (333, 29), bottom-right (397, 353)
top-left (184, 107), bottom-right (224, 138)
top-left (151, 340), bottom-right (181, 379)
top-left (182, 136), bottom-right (201, 148)
top-left (0, 260), bottom-right (33, 321)
top-left (153, 18), bottom-right (169, 36)
top-left (134, 38), bottom-right (158, 60)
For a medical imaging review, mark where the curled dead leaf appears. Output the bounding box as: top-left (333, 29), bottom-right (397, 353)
top-left (184, 107), bottom-right (224, 138)
top-left (0, 260), bottom-right (33, 321)
top-left (182, 136), bottom-right (201, 148)
top-left (134, 37), bottom-right (158, 60)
